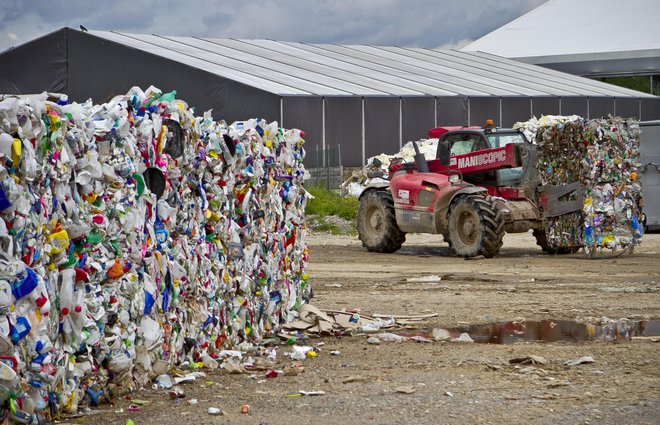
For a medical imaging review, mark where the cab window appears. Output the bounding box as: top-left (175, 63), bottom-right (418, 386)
top-left (445, 134), bottom-right (486, 156)
top-left (486, 133), bottom-right (526, 148)
top-left (486, 133), bottom-right (527, 183)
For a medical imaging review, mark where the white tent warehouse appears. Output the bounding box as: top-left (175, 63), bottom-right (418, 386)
top-left (1, 27), bottom-right (659, 167)
top-left (462, 0), bottom-right (660, 83)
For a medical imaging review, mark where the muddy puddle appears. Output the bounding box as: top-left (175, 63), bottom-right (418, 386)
top-left (405, 319), bottom-right (660, 344)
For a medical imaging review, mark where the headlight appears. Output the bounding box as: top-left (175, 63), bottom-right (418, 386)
top-left (449, 174), bottom-right (460, 184)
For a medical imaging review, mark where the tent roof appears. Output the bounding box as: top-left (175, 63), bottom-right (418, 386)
top-left (462, 0), bottom-right (660, 77)
top-left (87, 29), bottom-right (652, 97)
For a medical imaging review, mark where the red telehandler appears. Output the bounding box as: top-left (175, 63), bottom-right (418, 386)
top-left (357, 122), bottom-right (582, 258)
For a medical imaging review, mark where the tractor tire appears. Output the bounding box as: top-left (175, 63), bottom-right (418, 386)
top-left (357, 190), bottom-right (406, 253)
top-left (533, 229), bottom-right (580, 254)
top-left (448, 195), bottom-right (504, 258)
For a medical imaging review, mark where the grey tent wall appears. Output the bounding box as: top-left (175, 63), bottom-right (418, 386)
top-left (641, 98), bottom-right (660, 120)
top-left (436, 97), bottom-right (468, 127)
top-left (325, 97), bottom-right (362, 167)
top-left (469, 97), bottom-right (500, 126)
top-left (501, 97), bottom-right (532, 127)
top-left (66, 30), bottom-right (280, 124)
top-left (364, 97), bottom-right (399, 160)
top-left (282, 96), bottom-right (323, 162)
top-left (401, 97), bottom-right (435, 145)
top-left (532, 97), bottom-right (560, 116)
top-left (615, 98), bottom-right (641, 119)
top-left (560, 97), bottom-right (588, 117)
top-left (589, 97), bottom-right (615, 119)
top-left (0, 28), bottom-right (67, 95)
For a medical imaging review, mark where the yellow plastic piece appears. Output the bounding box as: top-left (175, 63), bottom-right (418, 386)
top-left (11, 138), bottom-right (22, 164)
top-left (48, 230), bottom-right (70, 254)
top-left (157, 124), bottom-right (167, 154)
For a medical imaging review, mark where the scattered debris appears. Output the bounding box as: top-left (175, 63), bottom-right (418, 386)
top-left (375, 332), bottom-right (408, 342)
top-left (290, 345), bottom-right (317, 361)
top-left (342, 376), bottom-right (368, 384)
top-left (223, 361), bottom-right (249, 374)
top-left (509, 355), bottom-right (548, 365)
top-left (452, 333), bottom-right (474, 343)
top-left (367, 337), bottom-right (381, 345)
top-left (299, 390), bottom-right (326, 396)
top-left (208, 407), bottom-right (224, 416)
top-left (168, 388), bottom-right (185, 399)
top-left (432, 328), bottom-right (451, 341)
top-left (283, 365), bottom-right (304, 376)
top-left (631, 336), bottom-right (660, 342)
top-left (406, 275), bottom-right (442, 283)
top-left (395, 386), bottom-right (417, 394)
top-left (564, 356), bottom-right (595, 366)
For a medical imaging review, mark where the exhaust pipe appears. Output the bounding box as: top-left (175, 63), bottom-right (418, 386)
top-left (413, 142), bottom-right (429, 173)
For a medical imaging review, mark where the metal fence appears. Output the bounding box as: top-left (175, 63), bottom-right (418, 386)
top-left (305, 145), bottom-right (343, 190)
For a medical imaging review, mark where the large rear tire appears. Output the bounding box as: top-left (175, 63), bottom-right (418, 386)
top-left (448, 195), bottom-right (504, 258)
top-left (533, 228), bottom-right (579, 254)
top-left (357, 190), bottom-right (406, 253)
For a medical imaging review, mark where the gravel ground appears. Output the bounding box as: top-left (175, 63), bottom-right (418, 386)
top-left (85, 231), bottom-right (660, 425)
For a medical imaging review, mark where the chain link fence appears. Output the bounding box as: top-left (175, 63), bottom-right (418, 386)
top-left (305, 145), bottom-right (343, 191)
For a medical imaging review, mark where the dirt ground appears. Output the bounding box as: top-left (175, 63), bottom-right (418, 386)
top-left (84, 231), bottom-right (659, 425)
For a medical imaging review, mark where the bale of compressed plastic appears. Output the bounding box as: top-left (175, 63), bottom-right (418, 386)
top-left (582, 117), bottom-right (643, 253)
top-left (534, 116), bottom-right (588, 248)
top-left (526, 115), bottom-right (643, 253)
top-left (0, 86), bottom-right (310, 420)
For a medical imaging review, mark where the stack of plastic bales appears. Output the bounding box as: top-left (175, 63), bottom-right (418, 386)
top-left (0, 86), bottom-right (310, 421)
top-left (522, 115), bottom-right (643, 253)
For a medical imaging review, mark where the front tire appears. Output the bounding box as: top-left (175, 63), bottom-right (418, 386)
top-left (448, 195), bottom-right (504, 258)
top-left (357, 190), bottom-right (406, 253)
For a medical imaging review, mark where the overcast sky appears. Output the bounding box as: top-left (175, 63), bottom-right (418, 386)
top-left (0, 0), bottom-right (547, 52)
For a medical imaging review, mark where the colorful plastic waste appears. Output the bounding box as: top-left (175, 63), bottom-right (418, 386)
top-left (0, 85), bottom-right (310, 421)
top-left (516, 115), bottom-right (643, 253)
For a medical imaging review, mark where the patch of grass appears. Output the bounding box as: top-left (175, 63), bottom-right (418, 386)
top-left (315, 221), bottom-right (345, 235)
top-left (305, 185), bottom-right (358, 221)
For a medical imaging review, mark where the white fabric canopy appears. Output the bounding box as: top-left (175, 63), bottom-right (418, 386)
top-left (462, 0), bottom-right (660, 77)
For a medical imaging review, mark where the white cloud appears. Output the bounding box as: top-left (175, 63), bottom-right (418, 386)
top-left (7, 32), bottom-right (18, 42)
top-left (438, 38), bottom-right (473, 50)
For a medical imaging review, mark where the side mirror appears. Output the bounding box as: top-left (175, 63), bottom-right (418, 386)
top-left (438, 140), bottom-right (451, 166)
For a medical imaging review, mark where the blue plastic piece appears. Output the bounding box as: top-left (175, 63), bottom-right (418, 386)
top-left (86, 388), bottom-right (103, 406)
top-left (11, 316), bottom-right (31, 343)
top-left (11, 267), bottom-right (39, 300)
top-left (144, 290), bottom-right (155, 315)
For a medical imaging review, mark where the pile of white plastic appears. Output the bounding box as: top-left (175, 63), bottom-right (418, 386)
top-left (342, 139), bottom-right (439, 196)
top-left (0, 86), bottom-right (310, 421)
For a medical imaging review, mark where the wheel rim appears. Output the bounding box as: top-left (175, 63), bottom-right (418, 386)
top-left (367, 206), bottom-right (384, 234)
top-left (457, 210), bottom-right (478, 245)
